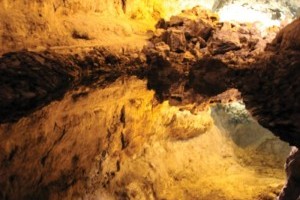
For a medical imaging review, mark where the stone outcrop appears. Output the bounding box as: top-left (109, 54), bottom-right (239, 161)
top-left (144, 10), bottom-right (300, 148)
top-left (0, 48), bottom-right (146, 123)
top-left (0, 7), bottom-right (298, 147)
top-left (1, 0), bottom-right (299, 55)
top-left (0, 4), bottom-right (299, 200)
top-left (268, 18), bottom-right (300, 50)
top-left (278, 147), bottom-right (300, 200)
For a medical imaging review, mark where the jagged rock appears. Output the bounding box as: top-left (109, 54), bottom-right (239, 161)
top-left (190, 47), bottom-right (204, 59)
top-left (189, 58), bottom-right (230, 96)
top-left (154, 42), bottom-right (170, 55)
top-left (164, 29), bottom-right (187, 52)
top-left (1, 4), bottom-right (299, 200)
top-left (197, 36), bottom-right (207, 48)
top-left (208, 22), bottom-right (242, 55)
top-left (149, 28), bottom-right (167, 44)
top-left (183, 51), bottom-right (196, 62)
top-left (184, 19), bottom-right (213, 40)
top-left (188, 50), bottom-right (300, 147)
top-left (146, 14), bottom-right (300, 150)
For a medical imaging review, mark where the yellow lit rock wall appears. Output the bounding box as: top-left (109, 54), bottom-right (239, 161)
top-left (0, 0), bottom-right (216, 54)
top-left (0, 77), bottom-right (289, 199)
top-left (0, 0), bottom-right (299, 54)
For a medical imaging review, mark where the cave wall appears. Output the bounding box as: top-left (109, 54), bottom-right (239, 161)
top-left (0, 2), bottom-right (299, 199)
top-left (0, 77), bottom-right (289, 200)
top-left (0, 0), bottom-right (217, 54)
top-left (0, 0), bottom-right (299, 54)
top-left (0, 0), bottom-right (130, 54)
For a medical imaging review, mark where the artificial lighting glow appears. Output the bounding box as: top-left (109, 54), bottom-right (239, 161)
top-left (177, 0), bottom-right (213, 10)
top-left (161, 0), bottom-right (214, 19)
top-left (218, 4), bottom-right (281, 30)
top-left (160, 1), bottom-right (290, 32)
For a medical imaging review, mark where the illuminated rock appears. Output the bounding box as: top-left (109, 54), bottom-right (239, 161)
top-left (0, 2), bottom-right (299, 200)
top-left (208, 22), bottom-right (242, 55)
top-left (269, 18), bottom-right (300, 50)
top-left (165, 29), bottom-right (187, 52)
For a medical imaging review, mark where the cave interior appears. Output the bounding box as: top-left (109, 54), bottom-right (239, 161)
top-left (0, 0), bottom-right (300, 200)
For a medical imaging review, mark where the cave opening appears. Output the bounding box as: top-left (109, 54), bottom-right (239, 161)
top-left (0, 0), bottom-right (299, 200)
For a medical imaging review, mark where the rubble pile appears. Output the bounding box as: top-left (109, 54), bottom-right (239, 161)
top-left (144, 7), bottom-right (300, 148)
top-left (144, 6), bottom-right (278, 104)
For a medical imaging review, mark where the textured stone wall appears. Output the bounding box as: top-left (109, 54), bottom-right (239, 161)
top-left (0, 0), bottom-right (298, 54)
top-left (0, 77), bottom-right (289, 200)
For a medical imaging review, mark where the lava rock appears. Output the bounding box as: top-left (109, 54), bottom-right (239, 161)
top-left (169, 16), bottom-right (185, 27)
top-left (164, 29), bottom-right (187, 52)
top-left (184, 19), bottom-right (212, 40)
top-left (269, 18), bottom-right (300, 51)
top-left (155, 18), bottom-right (168, 29)
top-left (154, 42), bottom-right (170, 55)
top-left (208, 23), bottom-right (242, 55)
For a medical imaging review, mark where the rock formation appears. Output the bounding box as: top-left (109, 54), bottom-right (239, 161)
top-left (0, 48), bottom-right (146, 123)
top-left (145, 9), bottom-right (300, 147)
top-left (0, 3), bottom-right (299, 200)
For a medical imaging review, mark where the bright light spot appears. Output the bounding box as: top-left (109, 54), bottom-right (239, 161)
top-left (160, 1), bottom-right (293, 33)
top-left (161, 0), bottom-right (214, 19)
top-left (177, 0), bottom-right (213, 10)
top-left (218, 4), bottom-right (281, 30)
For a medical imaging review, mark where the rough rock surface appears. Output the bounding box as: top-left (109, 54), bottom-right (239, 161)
top-left (278, 147), bottom-right (300, 200)
top-left (0, 6), bottom-right (298, 146)
top-left (0, 5), bottom-right (299, 200)
top-left (0, 48), bottom-right (146, 123)
top-left (188, 20), bottom-right (300, 147)
top-left (145, 9), bottom-right (300, 147)
top-left (268, 18), bottom-right (300, 50)
top-left (0, 77), bottom-right (289, 200)
top-left (0, 0), bottom-right (299, 54)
